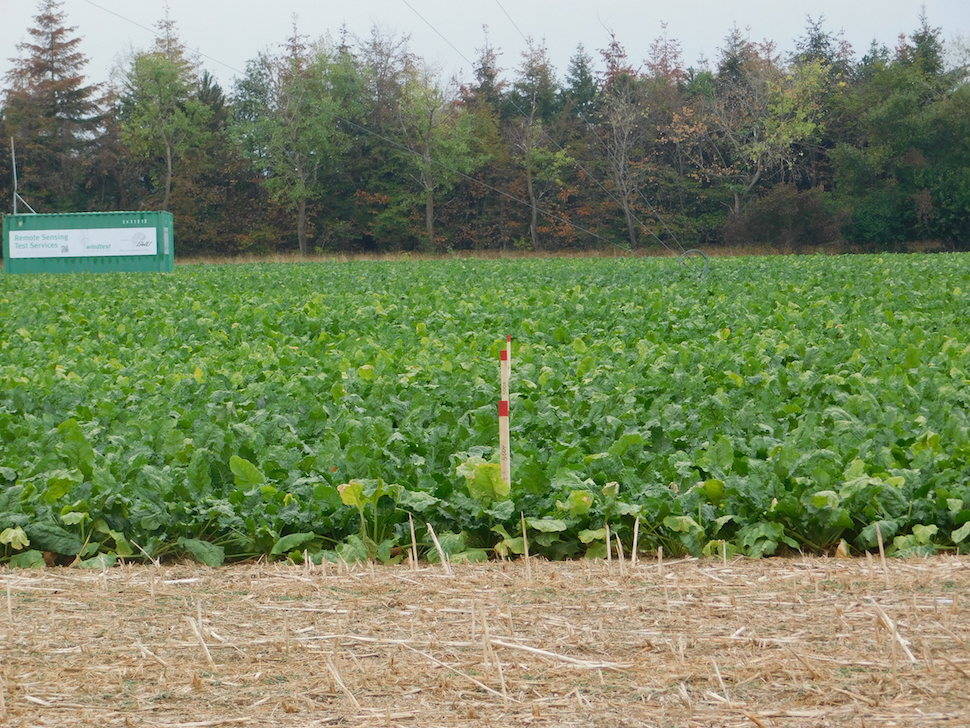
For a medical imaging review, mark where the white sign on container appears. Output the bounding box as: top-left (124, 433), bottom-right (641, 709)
top-left (8, 227), bottom-right (158, 258)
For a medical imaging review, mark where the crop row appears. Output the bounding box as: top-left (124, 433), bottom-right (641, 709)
top-left (1, 254), bottom-right (967, 567)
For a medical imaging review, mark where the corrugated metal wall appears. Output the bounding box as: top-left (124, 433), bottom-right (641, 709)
top-left (2, 212), bottom-right (175, 274)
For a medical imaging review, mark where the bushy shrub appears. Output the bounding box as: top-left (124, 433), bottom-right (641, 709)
top-left (918, 167), bottom-right (970, 246)
top-left (234, 227), bottom-right (280, 256)
top-left (723, 185), bottom-right (843, 250)
top-left (841, 187), bottom-right (913, 251)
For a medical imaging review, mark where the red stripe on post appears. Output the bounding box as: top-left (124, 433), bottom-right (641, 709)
top-left (498, 400), bottom-right (510, 417)
top-left (499, 349), bottom-right (509, 361)
top-left (507, 335), bottom-right (512, 342)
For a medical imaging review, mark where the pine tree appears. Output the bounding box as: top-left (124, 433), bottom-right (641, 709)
top-left (197, 72), bottom-right (228, 129)
top-left (507, 41), bottom-right (568, 249)
top-left (563, 44), bottom-right (598, 118)
top-left (857, 40), bottom-right (890, 80)
top-left (900, 11), bottom-right (945, 78)
top-left (716, 26), bottom-right (753, 86)
top-left (81, 86), bottom-right (140, 212)
top-left (792, 16), bottom-right (837, 66)
top-left (170, 71), bottom-right (269, 254)
top-left (792, 16), bottom-right (854, 81)
top-left (510, 40), bottom-right (559, 121)
top-left (4, 0), bottom-right (101, 210)
top-left (461, 32), bottom-right (505, 111)
top-left (455, 32), bottom-right (515, 251)
top-left (153, 5), bottom-right (197, 81)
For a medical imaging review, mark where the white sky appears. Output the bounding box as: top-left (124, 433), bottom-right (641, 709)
top-left (2, 0), bottom-right (968, 90)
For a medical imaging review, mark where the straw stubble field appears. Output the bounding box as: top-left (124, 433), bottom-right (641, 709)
top-left (1, 557), bottom-right (967, 727)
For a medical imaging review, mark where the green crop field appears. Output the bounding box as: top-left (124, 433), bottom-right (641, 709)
top-left (1, 254), bottom-right (968, 568)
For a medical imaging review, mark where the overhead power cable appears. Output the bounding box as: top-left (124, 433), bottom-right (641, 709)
top-left (82, 0), bottom-right (697, 259)
top-left (401, 0), bottom-right (691, 260)
top-left (80, 0), bottom-right (627, 251)
top-left (81, 0), bottom-right (242, 77)
top-left (489, 0), bottom-right (696, 260)
top-left (490, 0), bottom-right (696, 259)
top-left (492, 0), bottom-right (529, 44)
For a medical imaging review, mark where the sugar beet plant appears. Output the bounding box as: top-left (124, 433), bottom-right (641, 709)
top-left (0, 255), bottom-right (968, 568)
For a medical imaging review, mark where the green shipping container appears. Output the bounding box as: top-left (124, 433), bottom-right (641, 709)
top-left (2, 211), bottom-right (174, 274)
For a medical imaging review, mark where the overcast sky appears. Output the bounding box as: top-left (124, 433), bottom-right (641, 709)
top-left (3, 0), bottom-right (968, 89)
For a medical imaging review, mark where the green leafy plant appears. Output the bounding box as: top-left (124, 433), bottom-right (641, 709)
top-left (0, 256), bottom-right (966, 566)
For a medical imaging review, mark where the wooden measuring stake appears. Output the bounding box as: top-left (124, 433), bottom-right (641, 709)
top-left (498, 400), bottom-right (511, 486)
top-left (500, 346), bottom-right (510, 402)
top-left (498, 341), bottom-right (512, 487)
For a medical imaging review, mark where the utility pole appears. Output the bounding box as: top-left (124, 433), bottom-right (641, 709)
top-left (11, 137), bottom-right (18, 214)
top-left (9, 137), bottom-right (36, 214)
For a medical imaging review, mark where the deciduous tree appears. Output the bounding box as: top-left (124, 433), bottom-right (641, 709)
top-left (233, 29), bottom-right (348, 254)
top-left (119, 52), bottom-right (210, 210)
top-left (396, 71), bottom-right (483, 250)
top-left (598, 34), bottom-right (647, 247)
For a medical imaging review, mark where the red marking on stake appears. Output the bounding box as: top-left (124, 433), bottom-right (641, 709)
top-left (498, 400), bottom-right (510, 417)
top-left (507, 335), bottom-right (512, 342)
top-left (499, 349), bottom-right (509, 361)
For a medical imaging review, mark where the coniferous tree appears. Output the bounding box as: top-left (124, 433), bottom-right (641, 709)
top-left (857, 40), bottom-right (891, 80)
top-left (455, 34), bottom-right (516, 249)
top-left (3, 0), bottom-right (101, 211)
top-left (1, 3), bottom-right (966, 254)
top-left (508, 39), bottom-right (559, 121)
top-left (789, 17), bottom-right (854, 188)
top-left (556, 44), bottom-right (601, 247)
top-left (792, 16), bottom-right (838, 66)
top-left (562, 45), bottom-right (598, 119)
top-left (461, 32), bottom-right (505, 110)
top-left (597, 34), bottom-right (648, 246)
top-left (830, 12), bottom-right (968, 248)
top-left (82, 86), bottom-right (140, 211)
top-left (153, 7), bottom-right (197, 80)
top-left (900, 10), bottom-right (946, 78)
top-left (169, 71), bottom-right (270, 255)
top-left (715, 26), bottom-right (755, 88)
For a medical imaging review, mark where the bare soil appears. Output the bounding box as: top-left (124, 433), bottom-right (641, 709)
top-left (1, 557), bottom-right (967, 727)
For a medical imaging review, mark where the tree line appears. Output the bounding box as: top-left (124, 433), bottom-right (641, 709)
top-left (1, 0), bottom-right (967, 256)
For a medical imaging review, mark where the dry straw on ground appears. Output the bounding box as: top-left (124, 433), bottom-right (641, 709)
top-left (174, 244), bottom-right (840, 266)
top-left (175, 238), bottom-right (965, 266)
top-left (172, 239), bottom-right (957, 266)
top-left (1, 557), bottom-right (966, 727)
